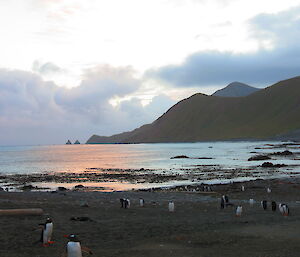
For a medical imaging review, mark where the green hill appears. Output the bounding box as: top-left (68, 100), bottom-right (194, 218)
top-left (87, 76), bottom-right (300, 143)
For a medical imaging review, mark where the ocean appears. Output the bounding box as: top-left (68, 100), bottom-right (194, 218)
top-left (0, 142), bottom-right (299, 191)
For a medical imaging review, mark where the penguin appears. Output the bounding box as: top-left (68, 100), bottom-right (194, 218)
top-left (261, 200), bottom-right (267, 210)
top-left (39, 218), bottom-right (54, 247)
top-left (139, 198), bottom-right (145, 207)
top-left (271, 201), bottom-right (276, 211)
top-left (120, 198), bottom-right (125, 208)
top-left (220, 197), bottom-right (225, 209)
top-left (241, 185), bottom-right (245, 192)
top-left (126, 199), bottom-right (130, 208)
top-left (62, 234), bottom-right (92, 257)
top-left (236, 206), bottom-right (243, 217)
top-left (168, 201), bottom-right (175, 212)
top-left (221, 195), bottom-right (230, 207)
top-left (249, 199), bottom-right (255, 206)
top-left (279, 203), bottom-right (289, 216)
top-left (267, 187), bottom-right (272, 193)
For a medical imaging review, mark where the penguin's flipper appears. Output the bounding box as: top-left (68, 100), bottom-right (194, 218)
top-left (82, 246), bottom-right (93, 255)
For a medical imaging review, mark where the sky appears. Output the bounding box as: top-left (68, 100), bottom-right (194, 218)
top-left (1, 0), bottom-right (300, 145)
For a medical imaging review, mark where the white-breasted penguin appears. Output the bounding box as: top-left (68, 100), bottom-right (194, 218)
top-left (241, 185), bottom-right (245, 192)
top-left (267, 187), bottom-right (272, 193)
top-left (168, 201), bottom-right (175, 212)
top-left (39, 218), bottom-right (54, 246)
top-left (249, 199), bottom-right (255, 206)
top-left (139, 198), bottom-right (145, 207)
top-left (279, 203), bottom-right (289, 216)
top-left (236, 206), bottom-right (243, 217)
top-left (62, 234), bottom-right (92, 257)
top-left (261, 200), bottom-right (267, 210)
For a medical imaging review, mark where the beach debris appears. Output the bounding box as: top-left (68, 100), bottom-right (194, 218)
top-left (168, 201), bottom-right (175, 212)
top-left (39, 218), bottom-right (54, 247)
top-left (261, 200), bottom-right (267, 210)
top-left (236, 206), bottom-right (243, 217)
top-left (0, 208), bottom-right (43, 216)
top-left (248, 155), bottom-right (271, 161)
top-left (70, 216), bottom-right (93, 222)
top-left (271, 201), bottom-right (277, 211)
top-left (63, 234), bottom-right (93, 256)
top-left (267, 187), bottom-right (272, 193)
top-left (139, 198), bottom-right (145, 207)
top-left (249, 199), bottom-right (255, 206)
top-left (279, 203), bottom-right (289, 216)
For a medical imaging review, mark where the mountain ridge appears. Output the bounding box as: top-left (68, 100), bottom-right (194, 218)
top-left (212, 82), bottom-right (260, 97)
top-left (87, 76), bottom-right (300, 143)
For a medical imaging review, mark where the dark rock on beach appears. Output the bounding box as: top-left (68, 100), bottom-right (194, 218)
top-left (171, 155), bottom-right (189, 159)
top-left (248, 155), bottom-right (271, 161)
top-left (261, 162), bottom-right (286, 168)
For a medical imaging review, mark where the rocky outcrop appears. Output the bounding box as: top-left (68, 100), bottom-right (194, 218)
top-left (66, 140), bottom-right (72, 145)
top-left (74, 140), bottom-right (80, 144)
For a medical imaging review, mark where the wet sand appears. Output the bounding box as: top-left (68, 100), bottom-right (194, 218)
top-left (1, 177), bottom-right (300, 257)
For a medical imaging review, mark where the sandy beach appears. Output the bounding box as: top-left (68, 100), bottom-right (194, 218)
top-left (1, 177), bottom-right (300, 257)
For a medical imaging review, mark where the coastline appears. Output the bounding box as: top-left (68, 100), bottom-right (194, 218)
top-left (1, 177), bottom-right (300, 256)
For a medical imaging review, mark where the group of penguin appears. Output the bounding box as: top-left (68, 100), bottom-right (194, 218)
top-left (220, 186), bottom-right (290, 217)
top-left (39, 218), bottom-right (93, 257)
top-left (120, 197), bottom-right (175, 212)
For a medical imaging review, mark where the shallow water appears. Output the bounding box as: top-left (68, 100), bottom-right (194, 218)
top-left (0, 142), bottom-right (299, 191)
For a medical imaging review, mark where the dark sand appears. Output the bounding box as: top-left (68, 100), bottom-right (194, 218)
top-left (1, 178), bottom-right (300, 257)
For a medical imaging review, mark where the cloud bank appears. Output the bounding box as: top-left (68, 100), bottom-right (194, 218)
top-left (148, 6), bottom-right (300, 87)
top-left (0, 66), bottom-right (175, 145)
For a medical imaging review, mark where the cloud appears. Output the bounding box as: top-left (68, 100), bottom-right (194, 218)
top-left (32, 60), bottom-right (63, 74)
top-left (148, 6), bottom-right (300, 87)
top-left (0, 66), bottom-right (175, 145)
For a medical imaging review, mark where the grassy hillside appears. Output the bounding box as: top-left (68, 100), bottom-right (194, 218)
top-left (87, 76), bottom-right (300, 143)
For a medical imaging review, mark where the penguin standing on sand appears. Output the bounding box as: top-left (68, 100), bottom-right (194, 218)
top-left (236, 206), bottom-right (243, 217)
top-left (271, 201), bottom-right (277, 211)
top-left (241, 185), bottom-right (245, 192)
top-left (261, 200), bottom-right (267, 210)
top-left (62, 234), bottom-right (93, 257)
top-left (279, 203), bottom-right (289, 216)
top-left (39, 218), bottom-right (54, 246)
top-left (267, 187), bottom-right (272, 193)
top-left (249, 199), bottom-right (255, 206)
top-left (221, 195), bottom-right (229, 209)
top-left (139, 198), bottom-right (145, 207)
top-left (120, 198), bottom-right (125, 208)
top-left (169, 201), bottom-right (175, 212)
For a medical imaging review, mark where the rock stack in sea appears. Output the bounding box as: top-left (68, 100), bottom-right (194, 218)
top-left (66, 140), bottom-right (72, 145)
top-left (74, 140), bottom-right (80, 144)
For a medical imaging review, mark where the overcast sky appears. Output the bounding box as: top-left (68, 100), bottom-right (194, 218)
top-left (1, 0), bottom-right (300, 145)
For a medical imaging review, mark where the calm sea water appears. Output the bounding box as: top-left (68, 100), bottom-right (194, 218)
top-left (0, 142), bottom-right (299, 190)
